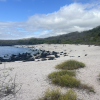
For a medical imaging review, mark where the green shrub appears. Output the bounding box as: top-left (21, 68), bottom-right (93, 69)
top-left (48, 70), bottom-right (76, 79)
top-left (48, 60), bottom-right (94, 93)
top-left (48, 71), bottom-right (80, 88)
top-left (48, 70), bottom-right (94, 92)
top-left (38, 88), bottom-right (77, 100)
top-left (52, 74), bottom-right (80, 88)
top-left (56, 60), bottom-right (85, 70)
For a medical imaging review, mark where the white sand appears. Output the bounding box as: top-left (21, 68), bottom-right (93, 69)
top-left (0, 44), bottom-right (100, 100)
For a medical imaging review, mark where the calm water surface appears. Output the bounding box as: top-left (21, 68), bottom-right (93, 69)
top-left (0, 46), bottom-right (37, 58)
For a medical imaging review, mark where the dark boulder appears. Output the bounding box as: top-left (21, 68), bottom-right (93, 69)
top-left (28, 57), bottom-right (35, 61)
top-left (64, 55), bottom-right (68, 57)
top-left (0, 61), bottom-right (2, 64)
top-left (48, 57), bottom-right (55, 60)
top-left (52, 51), bottom-right (57, 55)
top-left (55, 54), bottom-right (60, 58)
top-left (40, 53), bottom-right (47, 58)
top-left (34, 54), bottom-right (37, 56)
top-left (41, 58), bottom-right (47, 61)
top-left (0, 57), bottom-right (4, 62)
top-left (35, 56), bottom-right (40, 59)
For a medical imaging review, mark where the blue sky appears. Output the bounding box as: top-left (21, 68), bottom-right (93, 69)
top-left (0, 0), bottom-right (100, 39)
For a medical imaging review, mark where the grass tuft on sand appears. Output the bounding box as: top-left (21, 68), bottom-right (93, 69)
top-left (56, 60), bottom-right (85, 70)
top-left (38, 88), bottom-right (77, 100)
top-left (48, 70), bottom-right (76, 79)
top-left (48, 60), bottom-right (94, 92)
top-left (48, 70), bottom-right (80, 88)
top-left (48, 70), bottom-right (94, 92)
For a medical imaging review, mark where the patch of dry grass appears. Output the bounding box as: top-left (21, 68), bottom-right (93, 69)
top-left (38, 88), bottom-right (77, 100)
top-left (48, 60), bottom-right (94, 93)
top-left (56, 60), bottom-right (85, 70)
top-left (48, 71), bottom-right (80, 88)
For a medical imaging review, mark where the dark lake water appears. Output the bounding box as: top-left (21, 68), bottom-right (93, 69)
top-left (0, 46), bottom-right (38, 59)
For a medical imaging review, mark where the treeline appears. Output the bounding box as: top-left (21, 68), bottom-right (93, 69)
top-left (0, 25), bottom-right (100, 46)
top-left (17, 39), bottom-right (86, 45)
top-left (17, 38), bottom-right (61, 44)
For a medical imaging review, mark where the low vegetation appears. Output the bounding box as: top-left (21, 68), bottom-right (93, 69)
top-left (48, 60), bottom-right (94, 93)
top-left (48, 70), bottom-right (94, 92)
top-left (38, 88), bottom-right (77, 100)
top-left (48, 70), bottom-right (76, 79)
top-left (49, 71), bottom-right (80, 88)
top-left (55, 60), bottom-right (85, 70)
top-left (48, 70), bottom-right (80, 88)
top-left (0, 63), bottom-right (22, 99)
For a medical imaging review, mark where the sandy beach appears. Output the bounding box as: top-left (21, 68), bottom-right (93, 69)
top-left (0, 44), bottom-right (100, 100)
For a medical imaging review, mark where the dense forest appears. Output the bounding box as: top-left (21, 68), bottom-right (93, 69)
top-left (0, 25), bottom-right (100, 46)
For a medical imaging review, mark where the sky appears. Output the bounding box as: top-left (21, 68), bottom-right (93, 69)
top-left (0, 0), bottom-right (100, 39)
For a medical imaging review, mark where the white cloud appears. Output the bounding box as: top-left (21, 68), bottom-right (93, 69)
top-left (0, 2), bottom-right (100, 39)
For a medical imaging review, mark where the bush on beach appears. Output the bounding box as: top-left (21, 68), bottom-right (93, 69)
top-left (38, 88), bottom-right (77, 100)
top-left (48, 60), bottom-right (94, 92)
top-left (48, 70), bottom-right (76, 79)
top-left (55, 60), bottom-right (85, 70)
top-left (48, 70), bottom-right (80, 88)
top-left (48, 70), bottom-right (94, 92)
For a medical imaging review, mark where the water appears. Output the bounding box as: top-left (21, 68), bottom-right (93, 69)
top-left (0, 46), bottom-right (38, 59)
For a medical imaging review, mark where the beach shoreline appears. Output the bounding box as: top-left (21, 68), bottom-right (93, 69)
top-left (0, 44), bottom-right (100, 100)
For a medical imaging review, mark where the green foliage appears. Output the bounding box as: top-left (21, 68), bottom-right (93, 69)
top-left (48, 71), bottom-right (80, 88)
top-left (98, 33), bottom-right (100, 37)
top-left (51, 74), bottom-right (80, 88)
top-left (44, 39), bottom-right (61, 44)
top-left (17, 40), bottom-right (24, 44)
top-left (48, 60), bottom-right (94, 92)
top-left (61, 39), bottom-right (72, 44)
top-left (48, 70), bottom-right (75, 79)
top-left (28, 38), bottom-right (38, 44)
top-left (73, 39), bottom-right (84, 44)
top-left (38, 88), bottom-right (77, 100)
top-left (56, 60), bottom-right (85, 70)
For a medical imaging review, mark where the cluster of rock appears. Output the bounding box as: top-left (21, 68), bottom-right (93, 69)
top-left (0, 48), bottom-right (88, 64)
top-left (0, 53), bottom-right (33, 62)
top-left (34, 50), bottom-right (60, 61)
top-left (0, 50), bottom-right (63, 63)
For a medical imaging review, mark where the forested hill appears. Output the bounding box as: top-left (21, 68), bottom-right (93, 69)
top-left (0, 25), bottom-right (100, 46)
top-left (46, 25), bottom-right (100, 44)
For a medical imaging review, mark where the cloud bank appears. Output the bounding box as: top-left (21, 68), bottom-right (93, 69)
top-left (0, 2), bottom-right (100, 39)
